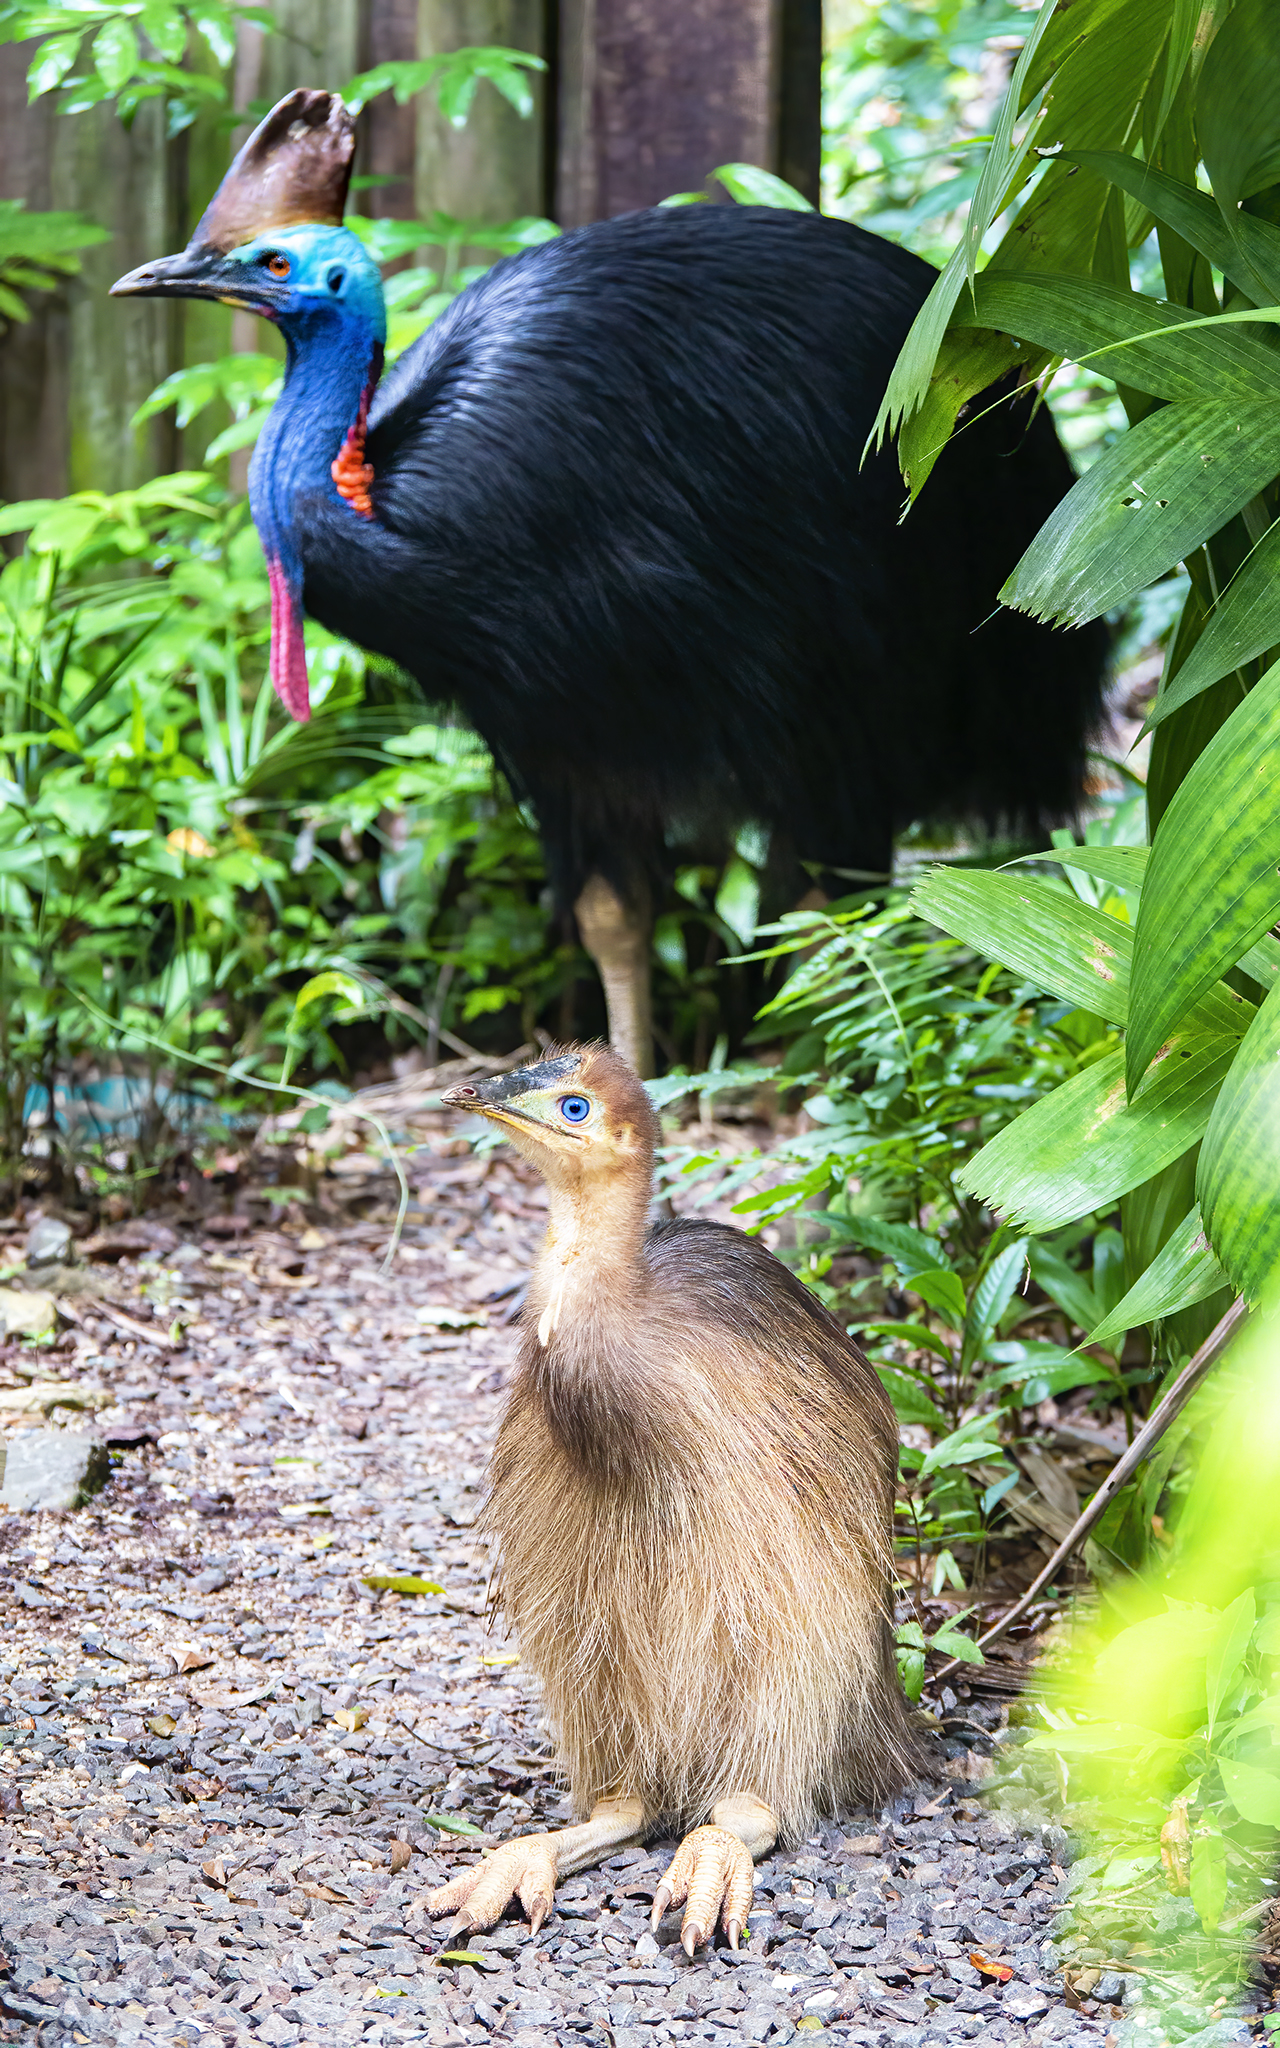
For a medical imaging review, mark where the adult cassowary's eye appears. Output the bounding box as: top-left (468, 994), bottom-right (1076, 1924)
top-left (558, 1095), bottom-right (591, 1124)
top-left (266, 252), bottom-right (291, 279)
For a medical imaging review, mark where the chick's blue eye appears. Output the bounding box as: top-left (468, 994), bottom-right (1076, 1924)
top-left (558, 1094), bottom-right (591, 1124)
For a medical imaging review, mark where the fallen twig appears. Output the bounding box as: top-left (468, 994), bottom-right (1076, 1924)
top-left (934, 1296), bottom-right (1250, 1683)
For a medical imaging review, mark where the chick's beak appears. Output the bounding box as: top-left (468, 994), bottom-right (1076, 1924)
top-left (110, 246), bottom-right (281, 312)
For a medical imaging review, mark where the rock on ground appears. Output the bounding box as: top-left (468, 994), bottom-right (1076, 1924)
top-left (0, 1114), bottom-right (1112, 2048)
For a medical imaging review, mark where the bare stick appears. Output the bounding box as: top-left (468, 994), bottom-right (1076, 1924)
top-left (933, 1296), bottom-right (1250, 1684)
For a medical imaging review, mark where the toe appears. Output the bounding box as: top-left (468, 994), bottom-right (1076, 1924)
top-left (425, 1836), bottom-right (559, 1935)
top-left (656, 1826), bottom-right (755, 1955)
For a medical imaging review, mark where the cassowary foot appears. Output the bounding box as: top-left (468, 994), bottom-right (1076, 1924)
top-left (425, 1833), bottom-right (558, 1936)
top-left (651, 1824), bottom-right (755, 1955)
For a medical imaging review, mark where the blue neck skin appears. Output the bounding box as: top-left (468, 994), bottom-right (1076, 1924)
top-left (248, 299), bottom-right (384, 598)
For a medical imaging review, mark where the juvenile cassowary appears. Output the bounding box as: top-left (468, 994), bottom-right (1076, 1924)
top-left (431, 1043), bottom-right (923, 1950)
top-left (113, 92), bottom-right (1108, 1072)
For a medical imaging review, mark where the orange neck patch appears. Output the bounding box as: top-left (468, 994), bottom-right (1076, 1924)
top-left (331, 378), bottom-right (376, 518)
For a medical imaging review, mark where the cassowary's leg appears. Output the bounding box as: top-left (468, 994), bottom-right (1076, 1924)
top-left (423, 1794), bottom-right (645, 1936)
top-left (651, 1793), bottom-right (778, 1955)
top-left (574, 874), bottom-right (653, 1078)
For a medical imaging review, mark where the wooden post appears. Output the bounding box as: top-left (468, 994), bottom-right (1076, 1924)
top-left (415, 0), bottom-right (547, 277)
top-left (553, 0), bottom-right (821, 227)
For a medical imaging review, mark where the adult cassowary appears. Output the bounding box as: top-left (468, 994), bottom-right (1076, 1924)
top-left (114, 92), bottom-right (1108, 1074)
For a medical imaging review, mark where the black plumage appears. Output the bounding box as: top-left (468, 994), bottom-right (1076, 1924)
top-left (299, 204), bottom-right (1107, 905)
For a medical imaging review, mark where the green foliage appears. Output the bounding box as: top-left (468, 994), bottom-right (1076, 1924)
top-left (822, 1), bottom-right (1035, 260)
top-left (0, 199), bottom-right (109, 325)
top-left (0, 473), bottom-right (558, 1183)
top-left (0, 1), bottom-right (267, 132)
top-left (344, 48), bottom-right (546, 126)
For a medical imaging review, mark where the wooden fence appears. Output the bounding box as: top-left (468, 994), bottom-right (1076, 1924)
top-left (0, 0), bottom-right (819, 504)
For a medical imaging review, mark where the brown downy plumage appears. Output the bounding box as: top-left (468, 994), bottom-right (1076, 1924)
top-left (429, 1043), bottom-right (924, 1950)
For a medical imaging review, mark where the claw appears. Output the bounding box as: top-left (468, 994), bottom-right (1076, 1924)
top-left (652, 1824), bottom-right (755, 1955)
top-left (425, 1834), bottom-right (558, 1936)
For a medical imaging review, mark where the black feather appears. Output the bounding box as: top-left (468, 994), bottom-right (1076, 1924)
top-left (298, 203), bottom-right (1109, 903)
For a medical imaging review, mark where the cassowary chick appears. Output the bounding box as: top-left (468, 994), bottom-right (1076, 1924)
top-left (431, 1045), bottom-right (920, 1951)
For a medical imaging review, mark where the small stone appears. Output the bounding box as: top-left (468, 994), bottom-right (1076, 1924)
top-left (0, 1430), bottom-right (110, 1511)
top-left (255, 2016), bottom-right (301, 2046)
top-left (25, 1216), bottom-right (73, 1266)
top-left (1002, 1981), bottom-right (1051, 2019)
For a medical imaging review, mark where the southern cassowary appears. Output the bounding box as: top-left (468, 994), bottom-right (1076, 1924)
top-left (430, 1042), bottom-right (922, 1950)
top-left (113, 91), bottom-right (1108, 1073)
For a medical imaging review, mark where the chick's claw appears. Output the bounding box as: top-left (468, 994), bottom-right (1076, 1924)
top-left (650, 1824), bottom-right (754, 1955)
top-left (425, 1834), bottom-right (559, 1935)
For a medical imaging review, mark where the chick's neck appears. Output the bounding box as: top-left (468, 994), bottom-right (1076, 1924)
top-left (530, 1159), bottom-right (652, 1355)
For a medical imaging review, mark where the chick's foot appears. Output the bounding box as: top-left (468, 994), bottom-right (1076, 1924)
top-left (425, 1834), bottom-right (558, 1935)
top-left (651, 1824), bottom-right (754, 1954)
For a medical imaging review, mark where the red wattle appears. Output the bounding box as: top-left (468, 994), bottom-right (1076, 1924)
top-left (267, 556), bottom-right (311, 722)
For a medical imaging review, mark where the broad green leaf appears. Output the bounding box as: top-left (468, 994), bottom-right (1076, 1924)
top-left (868, 0), bottom-right (1057, 448)
top-left (292, 970), bottom-right (365, 1017)
top-left (912, 866), bottom-right (1130, 1024)
top-left (1220, 1755), bottom-right (1280, 1828)
top-left (1240, 934), bottom-right (1280, 990)
top-left (1198, 977), bottom-right (1280, 1305)
top-left (712, 164), bottom-right (813, 211)
top-left (1027, 1239), bottom-right (1101, 1335)
top-left (424, 1814), bottom-right (485, 1838)
top-left (984, 1347), bottom-right (1115, 1401)
top-left (961, 1240), bottom-right (1027, 1374)
top-left (909, 1267), bottom-right (967, 1331)
top-left (1004, 398), bottom-right (1280, 628)
top-left (825, 1213), bottom-right (948, 1279)
top-left (961, 1038), bottom-right (1241, 1233)
top-left (954, 273), bottom-right (1280, 405)
top-left (896, 329), bottom-right (1022, 499)
top-left (93, 16), bottom-right (138, 92)
top-left (930, 1623), bottom-right (983, 1666)
top-left (1044, 845), bottom-right (1149, 891)
top-left (140, 3), bottom-right (187, 64)
top-left (28, 32), bottom-right (81, 97)
top-left (1144, 519), bottom-right (1280, 733)
top-left (1128, 661), bottom-right (1280, 1090)
top-left (856, 1321), bottom-right (955, 1362)
top-left (1063, 149), bottom-right (1280, 307)
top-left (920, 1412), bottom-right (1005, 1477)
top-left (1086, 1205), bottom-right (1229, 1350)
top-left (1190, 1827), bottom-right (1227, 1936)
top-left (1205, 1590), bottom-right (1256, 1735)
top-left (875, 1367), bottom-right (948, 1434)
top-left (1199, 0), bottom-right (1280, 236)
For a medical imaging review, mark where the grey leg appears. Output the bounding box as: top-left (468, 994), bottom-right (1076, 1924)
top-left (574, 873), bottom-right (654, 1077)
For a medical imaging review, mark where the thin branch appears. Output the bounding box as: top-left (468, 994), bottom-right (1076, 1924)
top-left (933, 1296), bottom-right (1250, 1683)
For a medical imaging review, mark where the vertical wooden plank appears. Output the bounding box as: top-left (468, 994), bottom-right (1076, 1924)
top-left (415, 0), bottom-right (546, 252)
top-left (363, 0), bottom-right (421, 221)
top-left (0, 43), bottom-right (70, 505)
top-left (52, 98), bottom-right (180, 492)
top-left (555, 0), bottom-right (820, 226)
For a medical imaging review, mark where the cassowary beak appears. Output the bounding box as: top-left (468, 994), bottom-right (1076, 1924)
top-left (110, 247), bottom-right (285, 314)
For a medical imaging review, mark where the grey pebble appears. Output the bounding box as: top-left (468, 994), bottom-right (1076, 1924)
top-left (0, 1148), bottom-right (1093, 2045)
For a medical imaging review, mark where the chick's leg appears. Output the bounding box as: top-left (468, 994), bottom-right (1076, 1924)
top-left (424, 1794), bottom-right (645, 1936)
top-left (652, 1793), bottom-right (778, 1956)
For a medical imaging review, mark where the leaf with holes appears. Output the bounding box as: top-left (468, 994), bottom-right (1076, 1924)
top-left (1128, 661), bottom-right (1280, 1092)
top-left (1001, 400), bottom-right (1280, 628)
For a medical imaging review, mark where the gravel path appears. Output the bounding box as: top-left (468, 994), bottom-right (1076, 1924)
top-left (0, 1103), bottom-right (1114, 2048)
